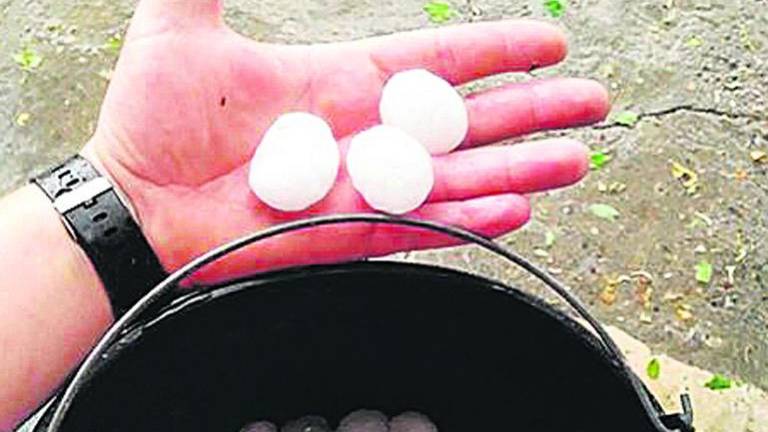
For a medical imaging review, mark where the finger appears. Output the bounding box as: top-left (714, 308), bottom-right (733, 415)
top-left (364, 193), bottom-right (531, 256)
top-left (429, 138), bottom-right (589, 203)
top-left (463, 78), bottom-right (610, 148)
top-left (132, 0), bottom-right (223, 34)
top-left (365, 20), bottom-right (567, 85)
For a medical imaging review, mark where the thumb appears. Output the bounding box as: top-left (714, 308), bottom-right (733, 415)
top-left (131, 0), bottom-right (224, 36)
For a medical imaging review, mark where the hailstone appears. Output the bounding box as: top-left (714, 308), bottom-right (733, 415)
top-left (389, 412), bottom-right (438, 432)
top-left (338, 410), bottom-right (389, 432)
top-left (249, 112), bottom-right (340, 212)
top-left (239, 422), bottom-right (277, 432)
top-left (347, 125), bottom-right (434, 215)
top-left (379, 69), bottom-right (469, 155)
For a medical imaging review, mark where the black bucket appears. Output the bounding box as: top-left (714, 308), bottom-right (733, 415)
top-left (30, 215), bottom-right (694, 432)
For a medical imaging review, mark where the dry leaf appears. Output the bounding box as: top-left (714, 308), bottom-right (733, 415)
top-left (675, 304), bottom-right (694, 322)
top-left (637, 286), bottom-right (654, 309)
top-left (600, 279), bottom-right (619, 306)
top-left (15, 112), bottom-right (31, 127)
top-left (671, 161), bottom-right (699, 194)
top-left (750, 150), bottom-right (766, 163)
top-left (663, 292), bottom-right (684, 302)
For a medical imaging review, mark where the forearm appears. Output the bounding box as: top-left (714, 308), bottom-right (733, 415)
top-left (0, 185), bottom-right (113, 431)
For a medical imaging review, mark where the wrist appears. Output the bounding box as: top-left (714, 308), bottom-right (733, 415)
top-left (80, 136), bottom-right (170, 271)
top-left (33, 149), bottom-right (168, 316)
top-left (80, 134), bottom-right (181, 276)
top-left (80, 142), bottom-right (143, 226)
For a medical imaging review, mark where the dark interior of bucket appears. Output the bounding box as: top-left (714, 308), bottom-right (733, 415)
top-left (45, 262), bottom-right (665, 432)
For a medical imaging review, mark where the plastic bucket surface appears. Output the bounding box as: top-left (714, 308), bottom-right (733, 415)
top-left (35, 262), bottom-right (673, 432)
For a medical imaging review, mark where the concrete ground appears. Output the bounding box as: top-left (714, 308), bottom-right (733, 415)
top-left (1, 0), bottom-right (766, 430)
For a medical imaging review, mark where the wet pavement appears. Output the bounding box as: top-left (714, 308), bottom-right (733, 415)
top-left (1, 0), bottom-right (766, 429)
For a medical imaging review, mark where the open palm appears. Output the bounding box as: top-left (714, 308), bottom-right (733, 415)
top-left (83, 0), bottom-right (609, 283)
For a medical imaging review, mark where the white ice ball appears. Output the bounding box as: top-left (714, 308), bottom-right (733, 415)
top-left (338, 410), bottom-right (389, 432)
top-left (379, 69), bottom-right (469, 155)
top-left (347, 125), bottom-right (434, 215)
top-left (389, 412), bottom-right (438, 432)
top-left (249, 112), bottom-right (340, 212)
top-left (239, 422), bottom-right (277, 432)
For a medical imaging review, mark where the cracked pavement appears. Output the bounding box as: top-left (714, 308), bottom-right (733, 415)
top-left (595, 105), bottom-right (766, 130)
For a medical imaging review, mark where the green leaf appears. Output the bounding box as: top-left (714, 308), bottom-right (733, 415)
top-left (615, 111), bottom-right (640, 127)
top-left (695, 261), bottom-right (713, 284)
top-left (13, 46), bottom-right (43, 71)
top-left (704, 374), bottom-right (732, 391)
top-left (647, 358), bottom-right (661, 380)
top-left (589, 204), bottom-right (620, 221)
top-left (545, 231), bottom-right (556, 248)
top-left (590, 150), bottom-right (612, 170)
top-left (543, 0), bottom-right (566, 18)
top-left (424, 1), bottom-right (455, 23)
top-left (104, 35), bottom-right (123, 53)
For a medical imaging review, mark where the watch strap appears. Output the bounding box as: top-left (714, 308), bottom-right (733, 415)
top-left (32, 155), bottom-right (167, 317)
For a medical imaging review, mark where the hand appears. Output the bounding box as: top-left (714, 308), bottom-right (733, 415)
top-left (82, 0), bottom-right (609, 283)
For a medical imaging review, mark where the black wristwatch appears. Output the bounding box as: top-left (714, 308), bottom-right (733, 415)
top-left (32, 155), bottom-right (167, 318)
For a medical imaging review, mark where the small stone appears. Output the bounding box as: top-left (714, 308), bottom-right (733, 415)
top-left (97, 68), bottom-right (113, 81)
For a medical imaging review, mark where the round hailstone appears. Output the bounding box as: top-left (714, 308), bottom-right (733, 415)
top-left (338, 410), bottom-right (389, 432)
top-left (389, 412), bottom-right (438, 432)
top-left (249, 112), bottom-right (340, 212)
top-left (239, 421), bottom-right (277, 432)
top-left (379, 69), bottom-right (469, 155)
top-left (347, 126), bottom-right (434, 215)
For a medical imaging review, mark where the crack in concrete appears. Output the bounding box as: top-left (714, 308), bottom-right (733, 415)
top-left (594, 105), bottom-right (766, 130)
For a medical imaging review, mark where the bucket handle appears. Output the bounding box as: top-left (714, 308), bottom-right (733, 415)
top-left (46, 214), bottom-right (693, 432)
